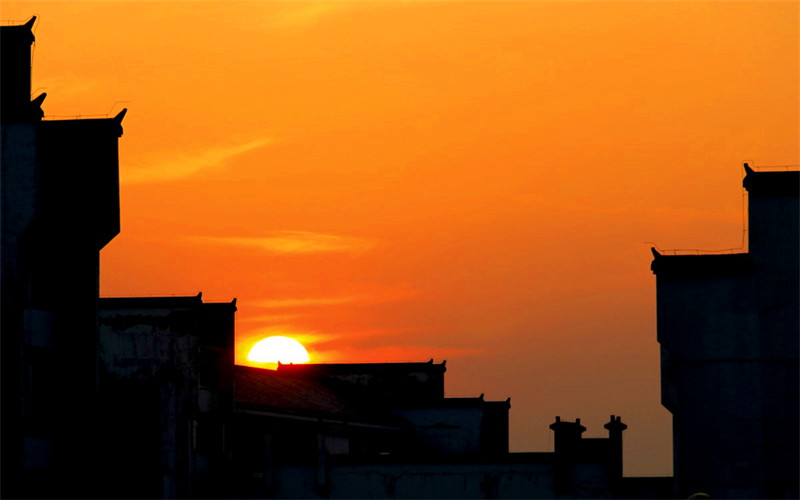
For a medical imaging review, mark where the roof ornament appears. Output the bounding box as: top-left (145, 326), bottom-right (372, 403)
top-left (114, 108), bottom-right (127, 124)
top-left (31, 93), bottom-right (46, 106)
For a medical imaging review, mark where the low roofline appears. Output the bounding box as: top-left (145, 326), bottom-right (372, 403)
top-left (277, 359), bottom-right (447, 373)
top-left (40, 109), bottom-right (127, 137)
top-left (99, 292), bottom-right (237, 309)
top-left (650, 249), bottom-right (752, 278)
top-left (743, 163), bottom-right (800, 196)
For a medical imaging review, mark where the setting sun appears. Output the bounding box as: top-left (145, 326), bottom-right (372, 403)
top-left (247, 336), bottom-right (310, 366)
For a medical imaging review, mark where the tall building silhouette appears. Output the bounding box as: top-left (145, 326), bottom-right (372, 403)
top-left (651, 165), bottom-right (799, 498)
top-left (1, 17), bottom-right (126, 498)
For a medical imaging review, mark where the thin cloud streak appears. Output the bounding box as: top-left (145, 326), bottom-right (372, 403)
top-left (122, 137), bottom-right (272, 184)
top-left (255, 296), bottom-right (361, 308)
top-left (252, 288), bottom-right (419, 309)
top-left (240, 326), bottom-right (429, 348)
top-left (267, 2), bottom-right (347, 29)
top-left (193, 231), bottom-right (375, 254)
top-left (314, 344), bottom-right (483, 364)
top-left (37, 73), bottom-right (99, 103)
top-left (239, 313), bottom-right (301, 324)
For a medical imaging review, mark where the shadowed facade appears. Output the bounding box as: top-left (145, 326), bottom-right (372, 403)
top-left (651, 165), bottom-right (799, 498)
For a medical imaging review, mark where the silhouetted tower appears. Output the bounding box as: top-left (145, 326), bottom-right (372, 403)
top-left (549, 416), bottom-right (585, 492)
top-left (1, 17), bottom-right (126, 498)
top-left (651, 165), bottom-right (799, 498)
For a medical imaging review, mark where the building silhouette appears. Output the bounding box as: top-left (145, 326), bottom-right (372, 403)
top-left (93, 289), bottom-right (670, 499)
top-left (98, 294), bottom-right (237, 498)
top-left (1, 17), bottom-right (126, 498)
top-left (230, 362), bottom-right (669, 498)
top-left (651, 165), bottom-right (799, 498)
top-left (97, 294), bottom-right (670, 498)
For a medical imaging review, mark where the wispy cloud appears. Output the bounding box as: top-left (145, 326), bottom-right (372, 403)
top-left (255, 296), bottom-right (361, 308)
top-left (193, 231), bottom-right (375, 254)
top-left (36, 73), bottom-right (99, 102)
top-left (236, 326), bottom-right (479, 366)
top-left (267, 2), bottom-right (350, 29)
top-left (239, 313), bottom-right (301, 324)
top-left (122, 137), bottom-right (272, 184)
top-left (252, 286), bottom-right (419, 309)
top-left (313, 344), bottom-right (483, 364)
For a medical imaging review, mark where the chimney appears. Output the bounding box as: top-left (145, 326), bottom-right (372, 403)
top-left (549, 416), bottom-right (586, 456)
top-left (603, 415), bottom-right (628, 479)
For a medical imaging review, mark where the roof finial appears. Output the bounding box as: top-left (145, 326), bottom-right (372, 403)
top-left (114, 108), bottom-right (127, 123)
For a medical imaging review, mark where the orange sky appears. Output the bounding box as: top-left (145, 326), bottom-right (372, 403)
top-left (3, 0), bottom-right (798, 476)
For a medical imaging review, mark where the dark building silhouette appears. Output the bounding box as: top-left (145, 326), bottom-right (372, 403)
top-left (94, 296), bottom-right (665, 498)
top-left (1, 17), bottom-right (126, 498)
top-left (230, 362), bottom-right (670, 499)
top-left (97, 294), bottom-right (237, 498)
top-left (651, 165), bottom-right (799, 498)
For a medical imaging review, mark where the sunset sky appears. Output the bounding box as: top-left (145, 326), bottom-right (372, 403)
top-left (3, 0), bottom-right (797, 476)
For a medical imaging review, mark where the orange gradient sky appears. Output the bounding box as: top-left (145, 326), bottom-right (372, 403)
top-left (3, 1), bottom-right (797, 476)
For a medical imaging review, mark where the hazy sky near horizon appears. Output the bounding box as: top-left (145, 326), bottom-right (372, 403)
top-left (3, 0), bottom-right (797, 476)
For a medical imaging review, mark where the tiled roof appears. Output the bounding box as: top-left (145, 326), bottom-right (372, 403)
top-left (235, 364), bottom-right (362, 418)
top-left (277, 360), bottom-right (446, 376)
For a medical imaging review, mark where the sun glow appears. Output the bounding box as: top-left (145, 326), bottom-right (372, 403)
top-left (247, 336), bottom-right (310, 366)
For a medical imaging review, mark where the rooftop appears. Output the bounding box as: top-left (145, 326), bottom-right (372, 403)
top-left (99, 292), bottom-right (236, 310)
top-left (277, 359), bottom-right (446, 376)
top-left (235, 364), bottom-right (363, 419)
top-left (743, 164), bottom-right (800, 196)
top-left (650, 250), bottom-right (752, 277)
